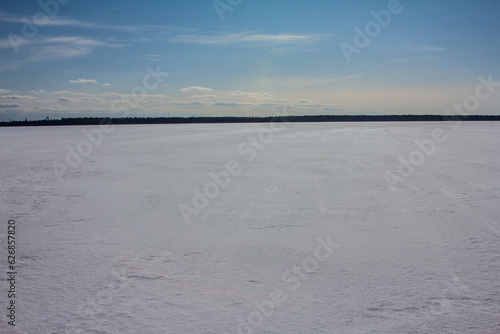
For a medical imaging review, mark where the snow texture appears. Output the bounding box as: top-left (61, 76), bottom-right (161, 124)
top-left (0, 122), bottom-right (499, 333)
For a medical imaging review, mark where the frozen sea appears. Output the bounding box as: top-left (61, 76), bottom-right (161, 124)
top-left (1, 122), bottom-right (499, 334)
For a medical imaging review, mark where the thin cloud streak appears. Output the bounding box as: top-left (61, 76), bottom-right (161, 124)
top-left (169, 32), bottom-right (328, 46)
top-left (0, 11), bottom-right (137, 31)
top-left (68, 79), bottom-right (98, 84)
top-left (180, 86), bottom-right (214, 93)
top-left (230, 91), bottom-right (273, 99)
top-left (406, 46), bottom-right (448, 52)
top-left (0, 104), bottom-right (21, 108)
top-left (5, 36), bottom-right (104, 62)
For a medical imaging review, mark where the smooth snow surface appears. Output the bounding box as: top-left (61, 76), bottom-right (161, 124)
top-left (1, 122), bottom-right (499, 334)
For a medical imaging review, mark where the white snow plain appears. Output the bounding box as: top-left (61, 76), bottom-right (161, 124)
top-left (0, 122), bottom-right (499, 334)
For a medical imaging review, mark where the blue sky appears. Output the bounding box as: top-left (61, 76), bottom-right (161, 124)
top-left (0, 0), bottom-right (499, 120)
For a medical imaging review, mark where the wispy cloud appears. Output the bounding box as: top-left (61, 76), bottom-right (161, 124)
top-left (0, 11), bottom-right (136, 32)
top-left (143, 54), bottom-right (166, 61)
top-left (0, 104), bottom-right (20, 108)
top-left (13, 36), bottom-right (104, 62)
top-left (323, 106), bottom-right (350, 112)
top-left (406, 46), bottom-right (447, 52)
top-left (166, 101), bottom-right (203, 106)
top-left (0, 64), bottom-right (20, 72)
top-left (180, 86), bottom-right (214, 93)
top-left (68, 79), bottom-right (98, 84)
top-left (231, 91), bottom-right (273, 99)
top-left (48, 90), bottom-right (89, 96)
top-left (0, 12), bottom-right (94, 28)
top-left (190, 94), bottom-right (219, 99)
top-left (58, 97), bottom-right (80, 103)
top-left (101, 83), bottom-right (111, 87)
top-left (42, 37), bottom-right (101, 46)
top-left (29, 45), bottom-right (91, 61)
top-left (214, 101), bottom-right (250, 107)
top-left (0, 89), bottom-right (13, 93)
top-left (1, 94), bottom-right (37, 100)
top-left (0, 37), bottom-right (28, 49)
top-left (170, 32), bottom-right (327, 46)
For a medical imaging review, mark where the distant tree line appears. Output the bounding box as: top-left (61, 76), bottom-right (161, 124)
top-left (1, 114), bottom-right (500, 127)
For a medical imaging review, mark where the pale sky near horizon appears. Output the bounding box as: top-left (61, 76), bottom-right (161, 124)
top-left (0, 0), bottom-right (499, 121)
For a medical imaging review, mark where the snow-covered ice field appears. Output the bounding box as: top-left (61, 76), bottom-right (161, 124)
top-left (1, 122), bottom-right (499, 334)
